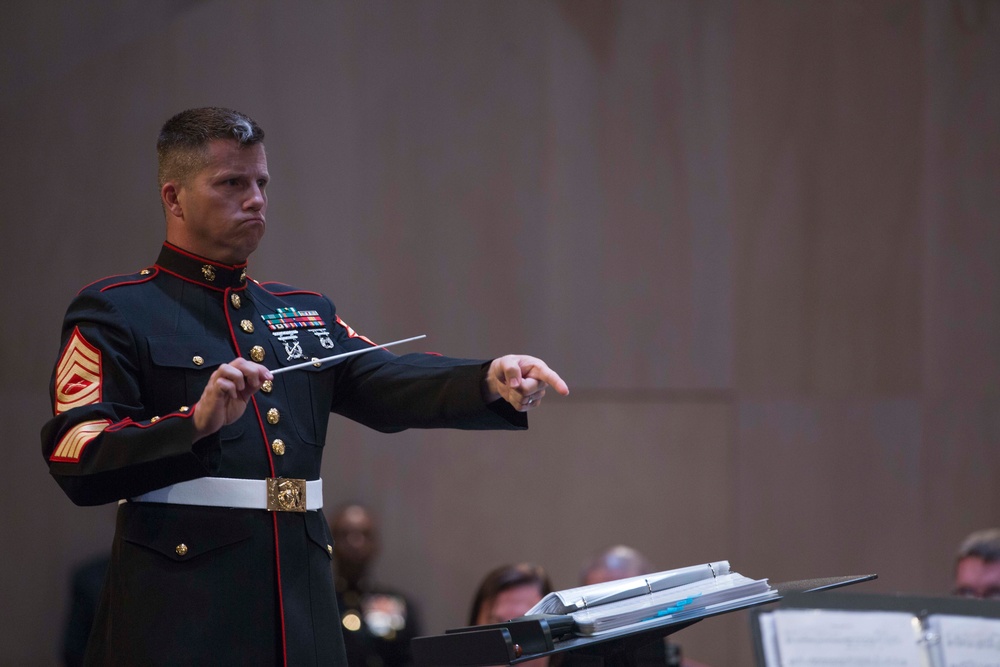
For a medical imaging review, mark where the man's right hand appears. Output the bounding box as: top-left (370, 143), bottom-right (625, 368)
top-left (192, 358), bottom-right (273, 440)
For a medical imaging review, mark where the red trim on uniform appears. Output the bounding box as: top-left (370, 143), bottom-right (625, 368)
top-left (99, 275), bottom-right (159, 293)
top-left (257, 282), bottom-right (324, 298)
top-left (272, 512), bottom-right (289, 667)
top-left (334, 315), bottom-right (377, 347)
top-left (153, 264), bottom-right (234, 293)
top-left (103, 411), bottom-right (192, 432)
top-left (163, 241), bottom-right (249, 272)
top-left (256, 398), bottom-right (288, 667)
top-left (77, 269), bottom-right (157, 295)
top-left (223, 287), bottom-right (289, 664)
top-left (105, 417), bottom-right (136, 432)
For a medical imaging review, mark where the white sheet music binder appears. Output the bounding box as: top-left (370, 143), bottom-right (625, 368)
top-left (754, 596), bottom-right (1000, 666)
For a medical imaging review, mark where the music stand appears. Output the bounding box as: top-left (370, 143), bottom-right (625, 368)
top-left (412, 574), bottom-right (877, 666)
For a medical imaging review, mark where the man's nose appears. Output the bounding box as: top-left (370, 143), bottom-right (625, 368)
top-left (245, 185), bottom-right (265, 210)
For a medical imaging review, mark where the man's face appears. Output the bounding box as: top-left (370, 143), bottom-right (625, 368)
top-left (167, 139), bottom-right (269, 264)
top-left (332, 506), bottom-right (377, 568)
top-left (953, 556), bottom-right (1000, 600)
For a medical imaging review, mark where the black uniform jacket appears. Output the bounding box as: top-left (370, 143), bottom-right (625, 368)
top-left (41, 243), bottom-right (526, 666)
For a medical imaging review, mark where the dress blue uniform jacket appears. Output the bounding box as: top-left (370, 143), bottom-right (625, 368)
top-left (41, 242), bottom-right (526, 666)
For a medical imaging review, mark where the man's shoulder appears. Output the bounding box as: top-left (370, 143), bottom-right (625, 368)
top-left (76, 266), bottom-right (159, 295)
top-left (253, 279), bottom-right (326, 298)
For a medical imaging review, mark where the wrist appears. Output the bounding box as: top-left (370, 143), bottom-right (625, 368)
top-left (481, 361), bottom-right (501, 403)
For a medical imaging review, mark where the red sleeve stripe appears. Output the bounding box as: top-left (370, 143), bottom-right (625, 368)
top-left (50, 419), bottom-right (111, 462)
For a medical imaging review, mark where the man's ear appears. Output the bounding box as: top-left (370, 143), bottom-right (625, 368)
top-left (161, 181), bottom-right (184, 218)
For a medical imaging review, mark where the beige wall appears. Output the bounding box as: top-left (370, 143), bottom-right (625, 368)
top-left (2, 1), bottom-right (998, 665)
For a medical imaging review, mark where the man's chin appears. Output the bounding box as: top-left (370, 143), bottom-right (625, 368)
top-left (238, 228), bottom-right (265, 262)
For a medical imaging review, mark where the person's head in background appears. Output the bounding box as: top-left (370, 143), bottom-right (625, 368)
top-left (953, 528), bottom-right (1000, 600)
top-left (580, 545), bottom-right (653, 586)
top-left (329, 503), bottom-right (379, 588)
top-left (469, 563), bottom-right (553, 626)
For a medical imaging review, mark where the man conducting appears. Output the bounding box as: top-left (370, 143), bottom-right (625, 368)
top-left (41, 107), bottom-right (568, 666)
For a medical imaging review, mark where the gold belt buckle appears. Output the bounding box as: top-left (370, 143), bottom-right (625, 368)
top-left (267, 477), bottom-right (307, 512)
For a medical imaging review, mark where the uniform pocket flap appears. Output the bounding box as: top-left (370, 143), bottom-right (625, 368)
top-left (148, 335), bottom-right (234, 370)
top-left (124, 504), bottom-right (254, 561)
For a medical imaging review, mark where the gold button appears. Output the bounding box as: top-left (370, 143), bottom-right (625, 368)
top-left (175, 544), bottom-right (188, 556)
top-left (201, 265), bottom-right (216, 282)
top-left (250, 346), bottom-right (265, 362)
top-left (261, 380), bottom-right (273, 393)
top-left (312, 357), bottom-right (322, 368)
top-left (326, 544), bottom-right (333, 556)
top-left (231, 293), bottom-right (242, 309)
top-left (240, 319), bottom-right (255, 333)
top-left (140, 269), bottom-right (151, 276)
top-left (193, 356), bottom-right (204, 366)
top-left (271, 439), bottom-right (286, 456)
top-left (179, 406), bottom-right (189, 412)
top-left (150, 416), bottom-right (160, 423)
top-left (267, 408), bottom-right (280, 425)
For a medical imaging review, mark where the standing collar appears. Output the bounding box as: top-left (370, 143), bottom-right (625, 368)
top-left (155, 242), bottom-right (250, 290)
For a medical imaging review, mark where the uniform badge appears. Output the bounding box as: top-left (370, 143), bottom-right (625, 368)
top-left (310, 328), bottom-right (336, 349)
top-left (264, 308), bottom-right (333, 360)
top-left (262, 307), bottom-right (325, 331)
top-left (50, 419), bottom-right (110, 462)
top-left (55, 328), bottom-right (102, 414)
top-left (273, 331), bottom-right (305, 361)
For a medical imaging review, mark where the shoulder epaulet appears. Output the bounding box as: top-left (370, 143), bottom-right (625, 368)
top-left (78, 266), bottom-right (159, 295)
top-left (257, 280), bottom-right (324, 298)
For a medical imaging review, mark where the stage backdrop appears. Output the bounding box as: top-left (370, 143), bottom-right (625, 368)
top-left (2, 1), bottom-right (998, 665)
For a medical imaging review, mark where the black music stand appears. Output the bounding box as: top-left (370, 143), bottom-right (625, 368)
top-left (412, 574), bottom-right (877, 666)
top-left (749, 590), bottom-right (1000, 667)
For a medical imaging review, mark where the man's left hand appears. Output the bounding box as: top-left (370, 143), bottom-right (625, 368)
top-left (484, 355), bottom-right (569, 412)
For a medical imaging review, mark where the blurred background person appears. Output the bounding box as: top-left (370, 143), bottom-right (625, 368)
top-left (953, 528), bottom-right (1000, 600)
top-left (330, 503), bottom-right (422, 667)
top-left (469, 562), bottom-right (555, 667)
top-left (579, 544), bottom-right (653, 586)
top-left (569, 546), bottom-right (711, 667)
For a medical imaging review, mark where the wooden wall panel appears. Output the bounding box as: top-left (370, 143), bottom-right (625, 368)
top-left (322, 399), bottom-right (736, 664)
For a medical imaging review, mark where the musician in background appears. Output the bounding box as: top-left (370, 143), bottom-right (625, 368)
top-left (953, 528), bottom-right (1000, 600)
top-left (570, 546), bottom-right (712, 667)
top-left (470, 563), bottom-right (555, 667)
top-left (331, 503), bottom-right (422, 667)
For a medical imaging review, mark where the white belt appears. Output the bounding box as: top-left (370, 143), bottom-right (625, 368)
top-left (130, 476), bottom-right (322, 512)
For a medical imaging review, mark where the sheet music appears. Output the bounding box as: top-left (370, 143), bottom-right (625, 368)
top-left (571, 573), bottom-right (772, 636)
top-left (768, 609), bottom-right (927, 666)
top-left (526, 561), bottom-right (730, 614)
top-left (926, 614), bottom-right (1000, 667)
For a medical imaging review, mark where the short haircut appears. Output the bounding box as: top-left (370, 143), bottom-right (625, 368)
top-left (468, 563), bottom-right (552, 626)
top-left (957, 528), bottom-right (1000, 564)
top-left (580, 545), bottom-right (653, 583)
top-left (156, 107), bottom-right (265, 188)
